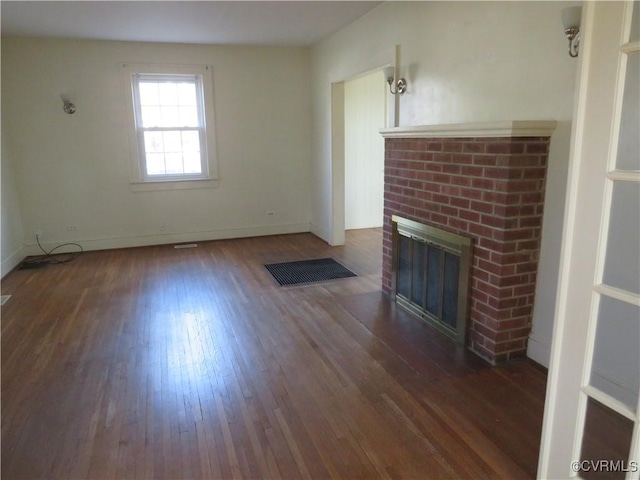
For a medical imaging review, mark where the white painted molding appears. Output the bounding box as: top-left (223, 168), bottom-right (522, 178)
top-left (310, 223), bottom-right (331, 245)
top-left (526, 333), bottom-right (552, 368)
top-left (379, 120), bottom-right (558, 139)
top-left (620, 41), bottom-right (640, 54)
top-left (594, 283), bottom-right (640, 307)
top-left (1, 246), bottom-right (28, 278)
top-left (24, 223), bottom-right (311, 256)
top-left (581, 385), bottom-right (636, 422)
top-left (607, 169), bottom-right (640, 182)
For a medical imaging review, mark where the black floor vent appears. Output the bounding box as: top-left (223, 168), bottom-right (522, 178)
top-left (264, 258), bottom-right (357, 286)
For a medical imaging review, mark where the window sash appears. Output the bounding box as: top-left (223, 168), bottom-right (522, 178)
top-left (131, 74), bottom-right (209, 181)
top-left (137, 127), bottom-right (207, 179)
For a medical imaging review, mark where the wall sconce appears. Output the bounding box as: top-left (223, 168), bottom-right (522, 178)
top-left (562, 6), bottom-right (582, 58)
top-left (61, 95), bottom-right (76, 114)
top-left (383, 66), bottom-right (406, 95)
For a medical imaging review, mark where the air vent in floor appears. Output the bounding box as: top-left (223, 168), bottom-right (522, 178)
top-left (174, 244), bottom-right (198, 249)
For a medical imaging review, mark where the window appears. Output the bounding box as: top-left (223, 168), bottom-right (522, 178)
top-left (122, 64), bottom-right (218, 190)
top-left (134, 74), bottom-right (204, 177)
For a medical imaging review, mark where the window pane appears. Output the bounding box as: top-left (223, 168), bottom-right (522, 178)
top-left (602, 182), bottom-right (640, 294)
top-left (139, 82), bottom-right (160, 106)
top-left (146, 153), bottom-right (165, 175)
top-left (615, 53), bottom-right (640, 170)
top-left (178, 83), bottom-right (197, 105)
top-left (141, 106), bottom-right (161, 127)
top-left (179, 107), bottom-right (199, 127)
top-left (165, 153), bottom-right (183, 174)
top-left (158, 82), bottom-right (179, 105)
top-left (184, 153), bottom-right (202, 174)
top-left (182, 131), bottom-right (200, 153)
top-left (144, 131), bottom-right (163, 153)
top-left (630, 1), bottom-right (639, 43)
top-left (579, 397), bottom-right (634, 480)
top-left (160, 106), bottom-right (180, 127)
top-left (163, 131), bottom-right (182, 153)
top-left (590, 295), bottom-right (640, 411)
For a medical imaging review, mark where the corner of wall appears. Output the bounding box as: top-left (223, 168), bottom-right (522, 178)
top-left (310, 223), bottom-right (330, 244)
top-left (1, 124), bottom-right (27, 279)
top-left (527, 333), bottom-right (552, 368)
top-left (1, 246), bottom-right (27, 278)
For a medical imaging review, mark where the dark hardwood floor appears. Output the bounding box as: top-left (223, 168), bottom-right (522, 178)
top-left (1, 229), bottom-right (548, 479)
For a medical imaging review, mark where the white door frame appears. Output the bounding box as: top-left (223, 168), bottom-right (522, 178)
top-left (330, 81), bottom-right (346, 246)
top-left (328, 47), bottom-right (399, 246)
top-left (538, 2), bottom-right (640, 478)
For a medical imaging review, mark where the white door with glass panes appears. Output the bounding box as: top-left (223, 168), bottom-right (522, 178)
top-left (538, 2), bottom-right (639, 479)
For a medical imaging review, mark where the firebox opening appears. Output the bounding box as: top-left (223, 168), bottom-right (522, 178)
top-left (391, 215), bottom-right (472, 345)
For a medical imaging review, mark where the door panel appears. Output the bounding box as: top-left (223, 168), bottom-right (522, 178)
top-left (538, 2), bottom-right (640, 478)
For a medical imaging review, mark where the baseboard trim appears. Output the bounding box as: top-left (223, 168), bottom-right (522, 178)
top-left (1, 246), bottom-right (28, 278)
top-left (526, 333), bottom-right (551, 368)
top-left (527, 335), bottom-right (637, 406)
top-left (24, 223), bottom-right (311, 256)
top-left (310, 223), bottom-right (330, 244)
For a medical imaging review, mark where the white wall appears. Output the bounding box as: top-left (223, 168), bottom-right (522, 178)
top-left (344, 71), bottom-right (386, 230)
top-left (309, 1), bottom-right (580, 367)
top-left (1, 126), bottom-right (27, 277)
top-left (1, 38), bottom-right (311, 254)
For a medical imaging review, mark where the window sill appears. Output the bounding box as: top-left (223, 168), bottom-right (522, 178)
top-left (130, 178), bottom-right (219, 192)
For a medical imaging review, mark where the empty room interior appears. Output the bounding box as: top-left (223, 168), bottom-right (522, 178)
top-left (1, 1), bottom-right (639, 479)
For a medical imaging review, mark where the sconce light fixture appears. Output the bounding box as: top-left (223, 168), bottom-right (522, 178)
top-left (562, 6), bottom-right (582, 58)
top-left (383, 66), bottom-right (406, 95)
top-left (61, 95), bottom-right (76, 114)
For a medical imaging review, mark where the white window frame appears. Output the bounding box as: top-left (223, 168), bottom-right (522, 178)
top-left (122, 63), bottom-right (218, 191)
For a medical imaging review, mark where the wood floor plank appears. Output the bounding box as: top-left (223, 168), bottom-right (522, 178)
top-left (2, 229), bottom-right (551, 479)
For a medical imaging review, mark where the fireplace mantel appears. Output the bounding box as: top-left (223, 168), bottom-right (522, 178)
top-left (380, 120), bottom-right (557, 139)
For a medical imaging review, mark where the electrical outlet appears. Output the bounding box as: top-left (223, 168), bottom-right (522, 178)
top-left (267, 211), bottom-right (275, 217)
top-left (66, 225), bottom-right (78, 231)
top-left (159, 224), bottom-right (166, 232)
top-left (34, 229), bottom-right (42, 238)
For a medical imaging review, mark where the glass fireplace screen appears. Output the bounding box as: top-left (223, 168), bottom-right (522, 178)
top-left (391, 215), bottom-right (472, 344)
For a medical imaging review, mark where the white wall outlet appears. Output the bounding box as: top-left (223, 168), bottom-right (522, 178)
top-left (66, 225), bottom-right (78, 231)
top-left (267, 211), bottom-right (275, 217)
top-left (34, 229), bottom-right (42, 238)
top-left (159, 224), bottom-right (166, 232)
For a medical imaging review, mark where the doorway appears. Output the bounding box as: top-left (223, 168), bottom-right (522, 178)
top-left (329, 67), bottom-right (390, 246)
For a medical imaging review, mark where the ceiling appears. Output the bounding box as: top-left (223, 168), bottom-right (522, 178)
top-left (0, 1), bottom-right (383, 47)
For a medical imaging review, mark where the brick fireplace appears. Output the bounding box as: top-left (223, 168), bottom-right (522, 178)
top-left (380, 121), bottom-right (557, 364)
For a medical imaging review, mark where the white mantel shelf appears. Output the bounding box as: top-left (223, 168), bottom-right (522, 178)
top-left (379, 120), bottom-right (557, 139)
